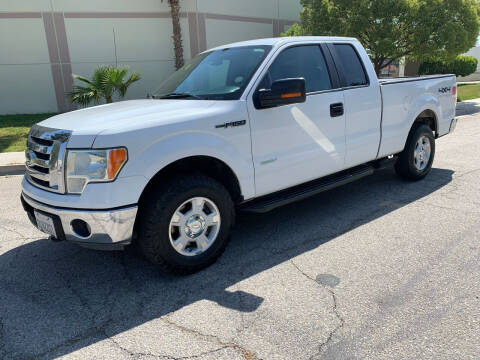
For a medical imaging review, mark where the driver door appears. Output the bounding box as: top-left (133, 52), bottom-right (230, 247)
top-left (247, 44), bottom-right (346, 196)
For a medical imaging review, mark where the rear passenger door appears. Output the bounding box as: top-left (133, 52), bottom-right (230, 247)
top-left (328, 43), bottom-right (382, 168)
top-left (247, 44), bottom-right (346, 196)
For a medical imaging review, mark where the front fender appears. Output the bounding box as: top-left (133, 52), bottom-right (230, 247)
top-left (121, 131), bottom-right (255, 200)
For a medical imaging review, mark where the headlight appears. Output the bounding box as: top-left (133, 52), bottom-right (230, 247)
top-left (66, 148), bottom-right (127, 194)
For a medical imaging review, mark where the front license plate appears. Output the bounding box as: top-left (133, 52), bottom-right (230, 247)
top-left (34, 210), bottom-right (57, 238)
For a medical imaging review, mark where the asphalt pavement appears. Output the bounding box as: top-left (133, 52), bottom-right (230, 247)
top-left (0, 114), bottom-right (479, 359)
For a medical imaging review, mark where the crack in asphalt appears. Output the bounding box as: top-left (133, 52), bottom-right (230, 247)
top-left (161, 317), bottom-right (259, 360)
top-left (289, 260), bottom-right (345, 359)
top-left (107, 331), bottom-right (232, 360)
top-left (105, 332), bottom-right (174, 359)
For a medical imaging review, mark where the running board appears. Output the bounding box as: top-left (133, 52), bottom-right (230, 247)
top-left (239, 164), bottom-right (375, 213)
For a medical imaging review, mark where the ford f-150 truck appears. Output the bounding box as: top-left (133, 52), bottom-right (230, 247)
top-left (21, 37), bottom-right (457, 273)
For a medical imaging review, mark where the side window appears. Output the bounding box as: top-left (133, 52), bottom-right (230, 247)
top-left (260, 45), bottom-right (332, 93)
top-left (333, 44), bottom-right (368, 87)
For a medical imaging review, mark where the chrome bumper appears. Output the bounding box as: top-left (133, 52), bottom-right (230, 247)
top-left (21, 193), bottom-right (137, 250)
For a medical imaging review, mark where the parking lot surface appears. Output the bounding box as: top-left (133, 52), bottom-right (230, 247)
top-left (1, 114), bottom-right (479, 360)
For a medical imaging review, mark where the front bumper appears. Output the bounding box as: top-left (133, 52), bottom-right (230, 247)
top-left (21, 192), bottom-right (137, 250)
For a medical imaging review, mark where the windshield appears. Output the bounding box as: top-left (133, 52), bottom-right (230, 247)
top-left (153, 45), bottom-right (272, 100)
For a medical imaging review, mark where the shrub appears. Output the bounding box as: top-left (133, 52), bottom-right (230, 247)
top-left (68, 66), bottom-right (141, 107)
top-left (419, 56), bottom-right (478, 77)
top-left (453, 55), bottom-right (479, 77)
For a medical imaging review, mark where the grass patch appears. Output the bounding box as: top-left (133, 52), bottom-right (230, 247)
top-left (457, 83), bottom-right (480, 102)
top-left (0, 113), bottom-right (55, 153)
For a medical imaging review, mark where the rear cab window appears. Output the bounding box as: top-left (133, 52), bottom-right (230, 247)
top-left (332, 44), bottom-right (368, 87)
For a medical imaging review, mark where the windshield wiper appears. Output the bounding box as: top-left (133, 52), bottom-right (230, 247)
top-left (155, 92), bottom-right (204, 100)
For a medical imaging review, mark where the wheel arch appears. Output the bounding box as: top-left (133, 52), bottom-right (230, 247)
top-left (137, 155), bottom-right (244, 208)
top-left (407, 91), bottom-right (441, 137)
top-left (399, 101), bottom-right (440, 153)
top-left (413, 108), bottom-right (438, 137)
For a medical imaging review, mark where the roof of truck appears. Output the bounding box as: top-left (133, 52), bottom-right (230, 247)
top-left (207, 36), bottom-right (359, 52)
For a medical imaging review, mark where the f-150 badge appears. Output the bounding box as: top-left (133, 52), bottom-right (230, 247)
top-left (215, 120), bottom-right (246, 129)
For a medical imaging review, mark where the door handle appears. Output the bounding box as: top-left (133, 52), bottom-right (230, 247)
top-left (330, 103), bottom-right (344, 117)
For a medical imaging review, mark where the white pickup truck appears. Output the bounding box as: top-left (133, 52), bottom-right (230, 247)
top-left (21, 36), bottom-right (457, 273)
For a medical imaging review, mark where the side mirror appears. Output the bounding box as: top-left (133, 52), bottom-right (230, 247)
top-left (256, 78), bottom-right (306, 109)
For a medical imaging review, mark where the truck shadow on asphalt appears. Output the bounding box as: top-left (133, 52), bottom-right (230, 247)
top-left (0, 167), bottom-right (453, 359)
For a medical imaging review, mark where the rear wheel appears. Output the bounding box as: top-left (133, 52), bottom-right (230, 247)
top-left (395, 123), bottom-right (435, 181)
top-left (137, 175), bottom-right (235, 274)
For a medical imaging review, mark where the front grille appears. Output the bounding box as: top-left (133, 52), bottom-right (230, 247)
top-left (25, 125), bottom-right (71, 193)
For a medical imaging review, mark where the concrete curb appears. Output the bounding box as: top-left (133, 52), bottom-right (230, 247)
top-left (0, 164), bottom-right (25, 176)
top-left (0, 152), bottom-right (25, 176)
top-left (456, 98), bottom-right (480, 117)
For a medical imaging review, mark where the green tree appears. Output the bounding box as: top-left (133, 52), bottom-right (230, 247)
top-left (285, 0), bottom-right (480, 75)
top-left (68, 66), bottom-right (141, 107)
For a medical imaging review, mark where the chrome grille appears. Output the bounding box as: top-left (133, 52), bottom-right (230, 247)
top-left (25, 125), bottom-right (71, 193)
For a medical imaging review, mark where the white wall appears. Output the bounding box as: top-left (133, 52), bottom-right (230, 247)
top-left (0, 18), bottom-right (58, 114)
top-left (205, 19), bottom-right (274, 49)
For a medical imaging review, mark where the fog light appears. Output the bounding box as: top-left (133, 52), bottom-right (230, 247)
top-left (71, 219), bottom-right (91, 238)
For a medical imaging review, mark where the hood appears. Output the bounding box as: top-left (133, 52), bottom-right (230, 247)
top-left (39, 99), bottom-right (217, 148)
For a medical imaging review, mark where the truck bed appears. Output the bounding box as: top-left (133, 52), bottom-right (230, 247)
top-left (377, 74), bottom-right (456, 158)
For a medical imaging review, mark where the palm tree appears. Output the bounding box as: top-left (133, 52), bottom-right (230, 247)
top-left (68, 66), bottom-right (141, 107)
top-left (164, 0), bottom-right (184, 70)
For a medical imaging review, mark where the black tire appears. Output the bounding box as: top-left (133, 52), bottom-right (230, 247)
top-left (137, 175), bottom-right (235, 274)
top-left (394, 123), bottom-right (435, 181)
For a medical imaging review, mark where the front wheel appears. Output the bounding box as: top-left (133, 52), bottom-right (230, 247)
top-left (137, 175), bottom-right (235, 274)
top-left (394, 123), bottom-right (435, 181)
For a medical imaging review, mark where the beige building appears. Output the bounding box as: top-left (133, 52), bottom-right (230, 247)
top-left (0, 0), bottom-right (301, 114)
